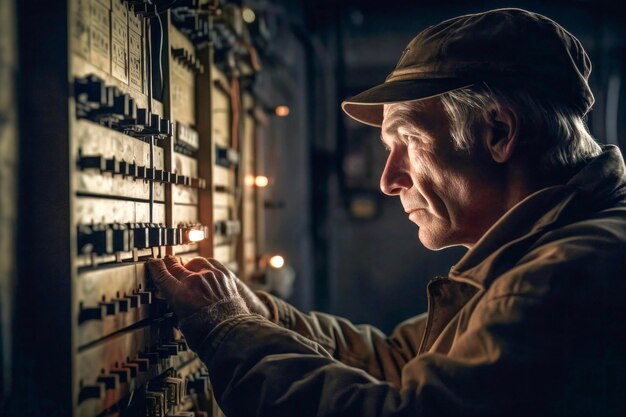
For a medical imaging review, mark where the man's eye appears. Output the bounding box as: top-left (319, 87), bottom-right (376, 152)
top-left (402, 134), bottom-right (419, 144)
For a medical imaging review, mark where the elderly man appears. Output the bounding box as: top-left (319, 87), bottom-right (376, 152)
top-left (148, 8), bottom-right (626, 417)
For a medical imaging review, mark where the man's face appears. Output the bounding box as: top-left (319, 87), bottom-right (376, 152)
top-left (380, 98), bottom-right (501, 249)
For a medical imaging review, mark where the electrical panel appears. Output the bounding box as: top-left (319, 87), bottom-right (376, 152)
top-left (10, 1), bottom-right (269, 415)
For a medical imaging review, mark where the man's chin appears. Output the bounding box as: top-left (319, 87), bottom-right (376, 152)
top-left (417, 228), bottom-right (462, 251)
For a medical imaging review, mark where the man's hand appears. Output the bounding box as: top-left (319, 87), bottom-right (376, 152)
top-left (146, 255), bottom-right (250, 321)
top-left (183, 257), bottom-right (271, 320)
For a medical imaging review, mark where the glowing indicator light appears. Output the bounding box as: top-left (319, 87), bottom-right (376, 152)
top-left (269, 255), bottom-right (285, 269)
top-left (275, 106), bottom-right (290, 117)
top-left (244, 175), bottom-right (255, 186)
top-left (254, 176), bottom-right (269, 187)
top-left (242, 7), bottom-right (256, 23)
top-left (188, 229), bottom-right (205, 242)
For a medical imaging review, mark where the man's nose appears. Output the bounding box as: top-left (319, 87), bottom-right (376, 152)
top-left (380, 148), bottom-right (412, 196)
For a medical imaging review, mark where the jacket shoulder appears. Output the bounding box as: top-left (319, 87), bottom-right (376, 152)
top-left (488, 203), bottom-right (626, 300)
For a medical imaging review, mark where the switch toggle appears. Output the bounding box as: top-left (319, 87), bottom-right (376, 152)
top-left (126, 293), bottom-right (141, 308)
top-left (78, 304), bottom-right (106, 323)
top-left (110, 223), bottom-right (131, 252)
top-left (165, 228), bottom-right (181, 246)
top-left (137, 290), bottom-right (152, 305)
top-left (100, 300), bottom-right (118, 316)
top-left (129, 357), bottom-right (150, 372)
top-left (104, 157), bottom-right (120, 174)
top-left (79, 155), bottom-right (106, 171)
top-left (113, 297), bottom-right (130, 312)
top-left (110, 367), bottom-right (132, 383)
top-left (77, 224), bottom-right (112, 255)
top-left (130, 223), bottom-right (149, 249)
top-left (121, 362), bottom-right (140, 378)
top-left (74, 75), bottom-right (107, 108)
top-left (78, 383), bottom-right (105, 403)
top-left (148, 224), bottom-right (163, 247)
top-left (96, 374), bottom-right (119, 390)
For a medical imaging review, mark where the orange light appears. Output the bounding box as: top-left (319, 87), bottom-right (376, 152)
top-left (188, 229), bottom-right (205, 242)
top-left (254, 176), bottom-right (269, 187)
top-left (269, 255), bottom-right (285, 269)
top-left (274, 106), bottom-right (290, 117)
top-left (244, 175), bottom-right (255, 186)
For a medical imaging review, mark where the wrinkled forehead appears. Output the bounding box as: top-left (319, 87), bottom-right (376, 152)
top-left (382, 100), bottom-right (432, 137)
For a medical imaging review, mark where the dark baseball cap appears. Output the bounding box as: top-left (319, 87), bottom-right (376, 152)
top-left (341, 8), bottom-right (594, 127)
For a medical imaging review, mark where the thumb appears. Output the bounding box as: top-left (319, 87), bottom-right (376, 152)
top-left (147, 258), bottom-right (181, 298)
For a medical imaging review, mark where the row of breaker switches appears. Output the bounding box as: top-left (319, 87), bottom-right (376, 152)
top-left (78, 339), bottom-right (189, 403)
top-left (79, 289), bottom-right (153, 323)
top-left (171, 47), bottom-right (205, 74)
top-left (146, 368), bottom-right (212, 417)
top-left (77, 223), bottom-right (210, 256)
top-left (78, 154), bottom-right (207, 188)
top-left (75, 75), bottom-right (172, 138)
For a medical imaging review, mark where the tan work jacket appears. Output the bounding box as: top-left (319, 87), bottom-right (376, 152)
top-left (198, 146), bottom-right (626, 417)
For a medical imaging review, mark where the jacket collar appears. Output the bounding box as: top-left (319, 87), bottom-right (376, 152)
top-left (449, 145), bottom-right (626, 289)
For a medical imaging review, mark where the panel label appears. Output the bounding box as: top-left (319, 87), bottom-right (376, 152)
top-left (112, 39), bottom-right (129, 83)
top-left (89, 28), bottom-right (110, 72)
top-left (111, 16), bottom-right (127, 43)
top-left (129, 31), bottom-right (143, 92)
top-left (90, 0), bottom-right (109, 33)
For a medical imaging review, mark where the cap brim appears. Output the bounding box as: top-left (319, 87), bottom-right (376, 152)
top-left (341, 79), bottom-right (474, 127)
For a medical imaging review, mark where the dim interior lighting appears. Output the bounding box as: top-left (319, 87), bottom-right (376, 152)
top-left (242, 7), bottom-right (256, 23)
top-left (269, 255), bottom-right (285, 269)
top-left (254, 175), bottom-right (269, 187)
top-left (188, 229), bottom-right (205, 242)
top-left (274, 105), bottom-right (290, 117)
top-left (244, 175), bottom-right (255, 186)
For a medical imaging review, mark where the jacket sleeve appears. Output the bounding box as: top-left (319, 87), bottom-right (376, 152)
top-left (197, 292), bottom-right (562, 417)
top-left (256, 291), bottom-right (427, 386)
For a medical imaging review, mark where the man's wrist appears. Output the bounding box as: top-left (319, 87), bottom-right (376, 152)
top-left (179, 296), bottom-right (250, 351)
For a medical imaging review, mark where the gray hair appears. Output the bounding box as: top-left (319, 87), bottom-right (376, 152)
top-left (435, 84), bottom-right (602, 170)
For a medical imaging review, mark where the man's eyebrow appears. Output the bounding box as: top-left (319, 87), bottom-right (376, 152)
top-left (382, 119), bottom-right (404, 138)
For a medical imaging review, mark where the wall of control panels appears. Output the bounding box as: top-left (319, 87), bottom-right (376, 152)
top-left (8, 1), bottom-right (270, 416)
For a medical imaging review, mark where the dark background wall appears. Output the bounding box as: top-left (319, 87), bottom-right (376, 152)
top-left (255, 0), bottom-right (626, 333)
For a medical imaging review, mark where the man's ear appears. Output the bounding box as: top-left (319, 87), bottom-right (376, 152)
top-left (482, 104), bottom-right (518, 163)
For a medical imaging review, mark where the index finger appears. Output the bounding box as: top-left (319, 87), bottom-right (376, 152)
top-left (146, 258), bottom-right (182, 298)
top-left (164, 255), bottom-right (194, 280)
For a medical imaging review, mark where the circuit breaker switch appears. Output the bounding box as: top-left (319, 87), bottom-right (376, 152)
top-left (215, 144), bottom-right (239, 168)
top-left (104, 157), bottom-right (120, 174)
top-left (74, 75), bottom-right (107, 107)
top-left (110, 367), bottom-right (131, 383)
top-left (121, 362), bottom-right (140, 377)
top-left (78, 304), bottom-right (106, 323)
top-left (100, 300), bottom-right (118, 316)
top-left (78, 383), bottom-right (105, 403)
top-left (145, 390), bottom-right (167, 417)
top-left (131, 223), bottom-right (149, 249)
top-left (148, 224), bottom-right (164, 247)
top-left (126, 293), bottom-right (140, 308)
top-left (110, 223), bottom-right (131, 252)
top-left (137, 290), bottom-right (152, 305)
top-left (96, 374), bottom-right (119, 390)
top-left (77, 224), bottom-right (112, 255)
top-left (78, 155), bottom-right (106, 171)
